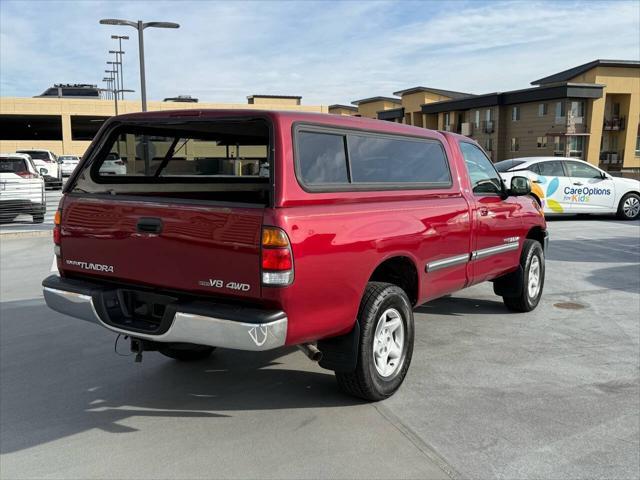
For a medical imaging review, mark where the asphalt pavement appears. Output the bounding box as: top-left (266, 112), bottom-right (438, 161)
top-left (0, 217), bottom-right (638, 479)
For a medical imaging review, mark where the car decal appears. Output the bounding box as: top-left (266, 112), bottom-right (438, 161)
top-left (531, 176), bottom-right (564, 213)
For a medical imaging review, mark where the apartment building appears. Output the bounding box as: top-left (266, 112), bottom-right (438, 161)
top-left (369, 60), bottom-right (639, 174)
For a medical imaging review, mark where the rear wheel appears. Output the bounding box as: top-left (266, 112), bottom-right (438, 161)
top-left (617, 193), bottom-right (640, 220)
top-left (32, 212), bottom-right (44, 224)
top-left (335, 282), bottom-right (414, 401)
top-left (503, 239), bottom-right (545, 312)
top-left (158, 343), bottom-right (216, 361)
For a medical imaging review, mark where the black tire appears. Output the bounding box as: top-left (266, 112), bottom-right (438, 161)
top-left (503, 239), bottom-right (545, 312)
top-left (158, 343), bottom-right (215, 361)
top-left (335, 282), bottom-right (414, 401)
top-left (617, 192), bottom-right (640, 220)
top-left (32, 212), bottom-right (45, 224)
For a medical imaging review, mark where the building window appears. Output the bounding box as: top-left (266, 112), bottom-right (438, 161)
top-left (613, 102), bottom-right (620, 117)
top-left (567, 136), bottom-right (585, 158)
top-left (538, 103), bottom-right (548, 116)
top-left (570, 101), bottom-right (585, 119)
top-left (510, 137), bottom-right (519, 152)
top-left (474, 110), bottom-right (480, 128)
top-left (537, 136), bottom-right (547, 148)
top-left (635, 135), bottom-right (640, 155)
top-left (555, 101), bottom-right (566, 118)
top-left (485, 138), bottom-right (493, 151)
top-left (511, 106), bottom-right (520, 121)
top-left (485, 109), bottom-right (492, 122)
top-left (554, 136), bottom-right (565, 155)
top-left (444, 112), bottom-right (450, 127)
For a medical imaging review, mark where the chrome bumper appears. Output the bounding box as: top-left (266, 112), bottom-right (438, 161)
top-left (43, 283), bottom-right (287, 351)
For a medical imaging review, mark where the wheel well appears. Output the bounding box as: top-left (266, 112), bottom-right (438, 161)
top-left (530, 193), bottom-right (542, 206)
top-left (369, 256), bottom-right (418, 305)
top-left (526, 226), bottom-right (546, 250)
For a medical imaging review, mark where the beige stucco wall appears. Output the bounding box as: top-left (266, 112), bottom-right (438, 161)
top-left (356, 100), bottom-right (400, 119)
top-left (0, 97), bottom-right (328, 156)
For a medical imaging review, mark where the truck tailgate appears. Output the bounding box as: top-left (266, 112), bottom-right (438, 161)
top-left (60, 195), bottom-right (263, 300)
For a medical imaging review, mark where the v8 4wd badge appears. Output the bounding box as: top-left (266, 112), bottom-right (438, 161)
top-left (198, 278), bottom-right (251, 292)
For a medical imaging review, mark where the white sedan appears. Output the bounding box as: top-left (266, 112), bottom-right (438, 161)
top-left (497, 157), bottom-right (640, 220)
top-left (59, 155), bottom-right (81, 176)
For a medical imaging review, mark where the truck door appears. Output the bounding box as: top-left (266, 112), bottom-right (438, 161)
top-left (459, 141), bottom-right (522, 284)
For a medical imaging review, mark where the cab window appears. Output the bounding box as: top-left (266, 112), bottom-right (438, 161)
top-left (460, 142), bottom-right (502, 195)
top-left (564, 161), bottom-right (601, 179)
top-left (531, 161), bottom-right (565, 176)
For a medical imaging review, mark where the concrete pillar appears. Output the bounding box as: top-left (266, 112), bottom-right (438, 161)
top-left (61, 114), bottom-right (72, 155)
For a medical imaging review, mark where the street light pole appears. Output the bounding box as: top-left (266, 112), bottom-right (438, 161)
top-left (100, 19), bottom-right (179, 112)
top-left (111, 35), bottom-right (129, 99)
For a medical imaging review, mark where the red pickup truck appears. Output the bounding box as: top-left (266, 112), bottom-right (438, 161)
top-left (43, 110), bottom-right (547, 400)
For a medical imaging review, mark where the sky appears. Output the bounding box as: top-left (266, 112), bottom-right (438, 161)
top-left (1, 0), bottom-right (639, 106)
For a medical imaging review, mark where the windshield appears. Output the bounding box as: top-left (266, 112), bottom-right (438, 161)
top-left (59, 156), bottom-right (79, 161)
top-left (0, 158), bottom-right (29, 173)
top-left (494, 159), bottom-right (526, 172)
top-left (17, 151), bottom-right (49, 161)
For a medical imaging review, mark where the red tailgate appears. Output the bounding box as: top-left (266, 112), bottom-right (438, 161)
top-left (60, 195), bottom-right (264, 300)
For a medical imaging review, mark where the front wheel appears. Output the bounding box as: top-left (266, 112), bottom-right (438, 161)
top-left (158, 343), bottom-right (216, 361)
top-left (335, 282), bottom-right (414, 401)
top-left (503, 239), bottom-right (545, 312)
top-left (617, 193), bottom-right (640, 220)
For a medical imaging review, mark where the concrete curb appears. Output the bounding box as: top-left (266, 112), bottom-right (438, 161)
top-left (0, 230), bottom-right (52, 239)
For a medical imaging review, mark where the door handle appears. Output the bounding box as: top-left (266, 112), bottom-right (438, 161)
top-left (573, 182), bottom-right (584, 186)
top-left (136, 217), bottom-right (163, 234)
top-left (532, 180), bottom-right (543, 184)
top-left (479, 207), bottom-right (489, 217)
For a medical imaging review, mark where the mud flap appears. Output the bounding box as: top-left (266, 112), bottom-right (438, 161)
top-left (492, 266), bottom-right (524, 297)
top-left (317, 321), bottom-right (360, 373)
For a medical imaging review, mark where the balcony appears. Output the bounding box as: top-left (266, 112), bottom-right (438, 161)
top-left (603, 117), bottom-right (626, 131)
top-left (599, 151), bottom-right (624, 170)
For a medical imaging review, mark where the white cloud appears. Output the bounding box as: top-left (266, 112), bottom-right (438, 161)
top-left (1, 0), bottom-right (638, 105)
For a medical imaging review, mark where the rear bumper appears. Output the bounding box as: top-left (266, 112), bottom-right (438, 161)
top-left (42, 275), bottom-right (287, 351)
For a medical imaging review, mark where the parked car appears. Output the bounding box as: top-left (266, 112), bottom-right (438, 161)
top-left (16, 149), bottom-right (62, 189)
top-left (0, 153), bottom-right (45, 223)
top-left (42, 110), bottom-right (547, 400)
top-left (99, 153), bottom-right (127, 175)
top-left (496, 157), bottom-right (640, 220)
top-left (58, 155), bottom-right (81, 176)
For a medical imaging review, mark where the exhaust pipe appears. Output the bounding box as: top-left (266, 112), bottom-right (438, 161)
top-left (298, 343), bottom-right (322, 362)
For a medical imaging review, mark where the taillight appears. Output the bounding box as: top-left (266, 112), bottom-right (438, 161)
top-left (261, 226), bottom-right (294, 286)
top-left (53, 208), bottom-right (62, 256)
top-left (16, 172), bottom-right (38, 179)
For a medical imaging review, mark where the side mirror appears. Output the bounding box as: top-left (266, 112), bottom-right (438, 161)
top-left (510, 176), bottom-right (531, 196)
top-left (39, 168), bottom-right (48, 176)
top-left (600, 171), bottom-right (608, 179)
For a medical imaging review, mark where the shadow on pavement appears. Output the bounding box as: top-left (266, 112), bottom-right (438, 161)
top-left (416, 296), bottom-right (508, 316)
top-left (547, 236), bottom-right (640, 263)
top-left (586, 263), bottom-right (640, 293)
top-left (0, 301), bottom-right (362, 455)
top-left (545, 214), bottom-right (640, 224)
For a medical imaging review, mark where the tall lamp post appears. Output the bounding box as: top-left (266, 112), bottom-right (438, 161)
top-left (99, 19), bottom-right (180, 112)
top-left (107, 60), bottom-right (122, 100)
top-left (109, 49), bottom-right (125, 98)
top-left (110, 34), bottom-right (129, 97)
